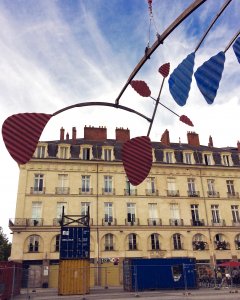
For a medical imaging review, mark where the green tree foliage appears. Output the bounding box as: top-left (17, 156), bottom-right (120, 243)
top-left (0, 227), bottom-right (11, 261)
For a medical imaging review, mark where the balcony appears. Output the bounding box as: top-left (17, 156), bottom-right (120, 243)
top-left (191, 219), bottom-right (205, 226)
top-left (192, 241), bottom-right (209, 251)
top-left (187, 191), bottom-right (200, 197)
top-left (102, 218), bottom-right (117, 226)
top-left (207, 191), bottom-right (220, 198)
top-left (148, 218), bottom-right (162, 226)
top-left (55, 187), bottom-right (70, 195)
top-left (104, 244), bottom-right (115, 251)
top-left (124, 189), bottom-right (137, 196)
top-left (125, 218), bottom-right (139, 226)
top-left (227, 192), bottom-right (239, 199)
top-left (167, 190), bottom-right (180, 197)
top-left (145, 189), bottom-right (159, 196)
top-left (9, 218), bottom-right (27, 227)
top-left (169, 219), bottom-right (184, 226)
top-left (102, 188), bottom-right (115, 195)
top-left (27, 218), bottom-right (43, 227)
top-left (79, 188), bottom-right (93, 195)
top-left (30, 187), bottom-right (45, 194)
top-left (211, 219), bottom-right (226, 226)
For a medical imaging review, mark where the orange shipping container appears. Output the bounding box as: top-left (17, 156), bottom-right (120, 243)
top-left (58, 260), bottom-right (90, 295)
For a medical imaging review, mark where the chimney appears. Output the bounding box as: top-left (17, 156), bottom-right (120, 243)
top-left (60, 127), bottom-right (65, 141)
top-left (238, 141), bottom-right (240, 152)
top-left (72, 127), bottom-right (77, 144)
top-left (66, 132), bottom-right (69, 141)
top-left (187, 131), bottom-right (200, 147)
top-left (115, 127), bottom-right (130, 142)
top-left (161, 129), bottom-right (170, 146)
top-left (84, 125), bottom-right (107, 141)
top-left (208, 135), bottom-right (213, 147)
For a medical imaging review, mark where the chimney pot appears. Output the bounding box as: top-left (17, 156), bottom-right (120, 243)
top-left (60, 127), bottom-right (65, 141)
top-left (161, 129), bottom-right (170, 146)
top-left (72, 127), bottom-right (77, 144)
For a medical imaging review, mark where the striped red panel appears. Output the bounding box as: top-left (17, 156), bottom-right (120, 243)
top-left (159, 62), bottom-right (170, 78)
top-left (2, 113), bottom-right (52, 164)
top-left (122, 136), bottom-right (152, 186)
top-left (130, 80), bottom-right (151, 97)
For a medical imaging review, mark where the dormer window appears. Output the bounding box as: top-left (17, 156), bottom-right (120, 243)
top-left (35, 145), bottom-right (47, 158)
top-left (203, 153), bottom-right (213, 165)
top-left (164, 150), bottom-right (174, 163)
top-left (184, 152), bottom-right (194, 164)
top-left (81, 145), bottom-right (92, 160)
top-left (221, 153), bottom-right (232, 166)
top-left (102, 147), bottom-right (114, 161)
top-left (58, 145), bottom-right (70, 159)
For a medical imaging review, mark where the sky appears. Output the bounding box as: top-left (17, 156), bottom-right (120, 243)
top-left (0, 0), bottom-right (239, 240)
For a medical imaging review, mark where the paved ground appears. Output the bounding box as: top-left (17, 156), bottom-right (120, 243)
top-left (14, 287), bottom-right (240, 300)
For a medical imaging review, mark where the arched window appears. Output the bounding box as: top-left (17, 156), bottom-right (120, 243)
top-left (55, 235), bottom-right (60, 252)
top-left (128, 234), bottom-right (137, 250)
top-left (214, 234), bottom-right (229, 250)
top-left (28, 235), bottom-right (39, 252)
top-left (172, 233), bottom-right (182, 250)
top-left (235, 234), bottom-right (240, 250)
top-left (150, 233), bottom-right (160, 250)
top-left (105, 234), bottom-right (114, 251)
top-left (192, 234), bottom-right (207, 250)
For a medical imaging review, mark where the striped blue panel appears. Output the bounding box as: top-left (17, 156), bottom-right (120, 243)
top-left (233, 36), bottom-right (240, 63)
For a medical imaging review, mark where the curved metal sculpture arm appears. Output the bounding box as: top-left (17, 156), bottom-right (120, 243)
top-left (52, 101), bottom-right (151, 122)
top-left (115, 0), bottom-right (207, 105)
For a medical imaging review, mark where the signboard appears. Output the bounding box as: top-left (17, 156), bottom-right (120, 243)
top-left (60, 226), bottom-right (90, 259)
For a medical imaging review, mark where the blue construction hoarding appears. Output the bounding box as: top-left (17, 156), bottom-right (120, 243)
top-left (60, 226), bottom-right (90, 259)
top-left (123, 257), bottom-right (197, 291)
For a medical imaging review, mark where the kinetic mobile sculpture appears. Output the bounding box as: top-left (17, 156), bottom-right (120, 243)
top-left (2, 0), bottom-right (240, 186)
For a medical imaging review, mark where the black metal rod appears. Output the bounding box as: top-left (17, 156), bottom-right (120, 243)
top-left (224, 29), bottom-right (240, 53)
top-left (150, 96), bottom-right (180, 117)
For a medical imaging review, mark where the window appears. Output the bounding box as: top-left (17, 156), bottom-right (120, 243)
top-left (227, 180), bottom-right (235, 196)
top-left (165, 151), bottom-right (174, 163)
top-left (193, 234), bottom-right (207, 250)
top-left (187, 178), bottom-right (198, 196)
top-left (81, 202), bottom-right (90, 216)
top-left (55, 235), bottom-right (60, 252)
top-left (104, 149), bottom-right (112, 161)
top-left (33, 174), bottom-right (44, 193)
top-left (56, 174), bottom-right (69, 194)
top-left (167, 178), bottom-right (178, 196)
top-left (82, 175), bottom-right (90, 193)
top-left (104, 176), bottom-right (113, 193)
top-left (211, 205), bottom-right (220, 223)
top-left (203, 153), bottom-right (213, 165)
top-left (222, 154), bottom-right (232, 166)
top-left (59, 146), bottom-right (69, 159)
top-left (190, 204), bottom-right (199, 224)
top-left (170, 204), bottom-right (181, 225)
top-left (82, 147), bottom-right (91, 160)
top-left (231, 205), bottom-right (240, 223)
top-left (36, 145), bottom-right (46, 158)
top-left (125, 180), bottom-right (137, 195)
top-left (147, 177), bottom-right (156, 194)
top-left (215, 234), bottom-right (228, 250)
top-left (151, 233), bottom-right (160, 250)
top-left (128, 234), bottom-right (137, 250)
top-left (28, 235), bottom-right (39, 252)
top-left (173, 234), bottom-right (182, 250)
top-left (32, 202), bottom-right (42, 221)
top-left (207, 179), bottom-right (216, 196)
top-left (184, 152), bottom-right (193, 164)
top-left (105, 234), bottom-right (114, 251)
top-left (127, 203), bottom-right (136, 224)
top-left (104, 203), bottom-right (113, 223)
top-left (57, 202), bottom-right (67, 219)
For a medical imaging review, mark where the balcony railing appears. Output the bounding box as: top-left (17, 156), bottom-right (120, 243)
top-left (27, 218), bottom-right (43, 226)
top-left (145, 189), bottom-right (159, 196)
top-left (191, 219), bottom-right (205, 226)
top-left (55, 187), bottom-right (70, 195)
top-left (192, 241), bottom-right (209, 251)
top-left (169, 219), bottom-right (184, 226)
top-left (125, 218), bottom-right (139, 226)
top-left (227, 192), bottom-right (239, 198)
top-left (79, 188), bottom-right (93, 195)
top-left (102, 218), bottom-right (117, 226)
top-left (124, 189), bottom-right (137, 196)
top-left (232, 220), bottom-right (240, 226)
top-left (207, 191), bottom-right (220, 198)
top-left (102, 188), bottom-right (115, 195)
top-left (148, 218), bottom-right (162, 226)
top-left (167, 190), bottom-right (180, 197)
top-left (9, 218), bottom-right (27, 227)
top-left (211, 219), bottom-right (226, 226)
top-left (235, 240), bottom-right (240, 250)
top-left (30, 187), bottom-right (45, 194)
top-left (53, 218), bottom-right (63, 226)
top-left (187, 191), bottom-right (200, 197)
